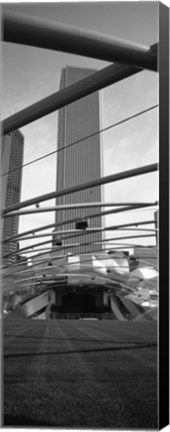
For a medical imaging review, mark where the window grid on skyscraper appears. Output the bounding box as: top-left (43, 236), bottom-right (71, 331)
top-left (1, 130), bottom-right (24, 264)
top-left (55, 66), bottom-right (103, 254)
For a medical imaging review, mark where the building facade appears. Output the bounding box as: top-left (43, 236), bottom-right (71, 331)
top-left (1, 130), bottom-right (24, 265)
top-left (55, 66), bottom-right (103, 254)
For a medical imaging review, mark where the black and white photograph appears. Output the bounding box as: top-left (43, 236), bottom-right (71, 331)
top-left (0, 1), bottom-right (169, 429)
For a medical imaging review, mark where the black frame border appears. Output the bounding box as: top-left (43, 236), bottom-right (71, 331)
top-left (159, 2), bottom-right (169, 429)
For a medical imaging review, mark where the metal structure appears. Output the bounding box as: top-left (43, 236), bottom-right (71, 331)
top-left (1, 10), bottom-right (159, 319)
top-left (3, 11), bottom-right (157, 70)
top-left (2, 163), bottom-right (158, 214)
top-left (2, 201), bottom-right (158, 217)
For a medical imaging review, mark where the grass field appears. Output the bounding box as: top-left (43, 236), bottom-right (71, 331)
top-left (3, 318), bottom-right (157, 428)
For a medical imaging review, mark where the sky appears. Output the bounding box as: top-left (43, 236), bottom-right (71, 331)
top-left (1, 1), bottom-right (159, 255)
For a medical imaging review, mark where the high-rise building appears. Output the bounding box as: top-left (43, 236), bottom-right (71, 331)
top-left (55, 66), bottom-right (103, 254)
top-left (1, 130), bottom-right (24, 265)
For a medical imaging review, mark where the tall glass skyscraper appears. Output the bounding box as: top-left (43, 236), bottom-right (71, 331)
top-left (55, 66), bottom-right (103, 254)
top-left (1, 130), bottom-right (24, 264)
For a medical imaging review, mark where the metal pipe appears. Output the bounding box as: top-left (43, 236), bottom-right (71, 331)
top-left (30, 256), bottom-right (154, 275)
top-left (3, 227), bottom-right (155, 259)
top-left (21, 226), bottom-right (158, 240)
top-left (2, 63), bottom-right (141, 135)
top-left (25, 243), bottom-right (157, 256)
top-left (3, 11), bottom-right (158, 70)
top-left (41, 228), bottom-right (157, 244)
top-left (3, 241), bottom-right (157, 285)
top-left (3, 241), bottom-right (154, 276)
top-left (2, 163), bottom-right (158, 214)
top-left (4, 218), bottom-right (154, 255)
top-left (2, 205), bottom-right (142, 243)
top-left (3, 201), bottom-right (158, 217)
top-left (3, 227), bottom-right (157, 237)
top-left (3, 240), bottom-right (157, 278)
top-left (3, 242), bottom-right (155, 271)
top-left (3, 217), bottom-right (155, 244)
top-left (117, 228), bottom-right (157, 232)
top-left (3, 254), bottom-right (128, 279)
top-left (3, 204), bottom-right (157, 245)
top-left (15, 227), bottom-right (157, 241)
top-left (3, 272), bottom-right (122, 287)
top-left (4, 239), bottom-right (156, 272)
top-left (5, 262), bottom-right (129, 282)
top-left (2, 242), bottom-right (146, 256)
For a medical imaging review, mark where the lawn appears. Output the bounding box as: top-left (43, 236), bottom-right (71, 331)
top-left (3, 318), bottom-right (157, 428)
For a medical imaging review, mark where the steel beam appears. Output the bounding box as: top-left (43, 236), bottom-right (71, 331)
top-left (3, 217), bottom-right (155, 244)
top-left (3, 241), bottom-right (155, 271)
top-left (4, 227), bottom-right (156, 245)
top-left (2, 163), bottom-right (158, 214)
top-left (117, 227), bottom-right (157, 232)
top-left (3, 11), bottom-right (158, 70)
top-left (2, 242), bottom-right (148, 257)
top-left (2, 206), bottom-right (143, 243)
top-left (3, 225), bottom-right (155, 258)
top-left (4, 246), bottom-right (157, 282)
top-left (3, 201), bottom-right (158, 217)
top-left (2, 227), bottom-right (157, 243)
top-left (2, 63), bottom-right (142, 135)
top-left (15, 227), bottom-right (157, 241)
top-left (3, 236), bottom-right (156, 277)
top-left (27, 243), bottom-right (157, 261)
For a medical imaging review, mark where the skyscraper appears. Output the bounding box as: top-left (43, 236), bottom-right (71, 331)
top-left (55, 66), bottom-right (103, 254)
top-left (1, 130), bottom-right (24, 265)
